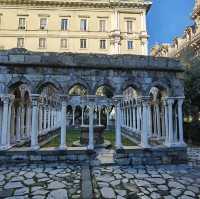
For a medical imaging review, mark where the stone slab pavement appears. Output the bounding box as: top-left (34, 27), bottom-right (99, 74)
top-left (0, 147), bottom-right (199, 199)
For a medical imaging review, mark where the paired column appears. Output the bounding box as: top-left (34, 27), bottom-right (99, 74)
top-left (88, 103), bottom-right (94, 150)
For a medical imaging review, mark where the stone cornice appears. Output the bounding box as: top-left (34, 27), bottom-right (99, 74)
top-left (0, 0), bottom-right (152, 10)
top-left (0, 48), bottom-right (183, 72)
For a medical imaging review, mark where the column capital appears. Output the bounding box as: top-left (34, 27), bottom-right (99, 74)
top-left (31, 94), bottom-right (40, 106)
top-left (2, 94), bottom-right (15, 104)
top-left (113, 95), bottom-right (123, 105)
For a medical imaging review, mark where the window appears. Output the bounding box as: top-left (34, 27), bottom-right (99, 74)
top-left (61, 19), bottom-right (68, 31)
top-left (80, 39), bottom-right (87, 48)
top-left (17, 38), bottom-right (24, 48)
top-left (127, 20), bottom-right (133, 33)
top-left (39, 38), bottom-right (46, 48)
top-left (18, 18), bottom-right (26, 30)
top-left (100, 40), bottom-right (106, 49)
top-left (40, 18), bottom-right (47, 30)
top-left (99, 20), bottom-right (106, 32)
top-left (60, 38), bottom-right (68, 48)
top-left (80, 19), bottom-right (87, 31)
top-left (127, 40), bottom-right (133, 49)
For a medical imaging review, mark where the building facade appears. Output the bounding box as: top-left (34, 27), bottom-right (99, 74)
top-left (151, 0), bottom-right (200, 59)
top-left (0, 0), bottom-right (151, 55)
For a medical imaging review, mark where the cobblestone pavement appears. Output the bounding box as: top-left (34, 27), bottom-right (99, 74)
top-left (0, 163), bottom-right (81, 199)
top-left (93, 164), bottom-right (200, 199)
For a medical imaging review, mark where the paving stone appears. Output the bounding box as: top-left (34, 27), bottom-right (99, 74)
top-left (4, 181), bottom-right (24, 189)
top-left (146, 178), bottom-right (165, 185)
top-left (168, 181), bottom-right (185, 189)
top-left (101, 187), bottom-right (116, 199)
top-left (47, 189), bottom-right (68, 199)
top-left (187, 186), bottom-right (199, 193)
top-left (48, 181), bottom-right (65, 189)
top-left (32, 189), bottom-right (48, 195)
top-left (14, 187), bottom-right (29, 196)
top-left (170, 189), bottom-right (182, 197)
top-left (110, 180), bottom-right (121, 187)
top-left (184, 190), bottom-right (195, 197)
top-left (150, 192), bottom-right (161, 199)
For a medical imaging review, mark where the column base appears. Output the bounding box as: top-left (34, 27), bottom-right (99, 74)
top-left (59, 145), bottom-right (67, 150)
top-left (165, 141), bottom-right (187, 148)
top-left (115, 144), bottom-right (123, 150)
top-left (87, 144), bottom-right (94, 150)
top-left (31, 145), bottom-right (40, 150)
top-left (140, 143), bottom-right (150, 148)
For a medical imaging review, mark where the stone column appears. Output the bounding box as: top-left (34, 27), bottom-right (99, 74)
top-left (47, 106), bottom-right (51, 131)
top-left (43, 106), bottom-right (47, 130)
top-left (88, 103), bottom-right (94, 150)
top-left (60, 101), bottom-right (67, 149)
top-left (72, 107), bottom-right (75, 126)
top-left (113, 96), bottom-right (123, 149)
top-left (106, 110), bottom-right (110, 128)
top-left (21, 105), bottom-right (25, 138)
top-left (16, 106), bottom-right (21, 142)
top-left (177, 98), bottom-right (186, 146)
top-left (39, 106), bottom-right (43, 133)
top-left (166, 98), bottom-right (174, 147)
top-left (140, 97), bottom-right (150, 148)
top-left (25, 105), bottom-right (31, 138)
top-left (98, 106), bottom-right (101, 126)
top-left (31, 95), bottom-right (40, 150)
top-left (0, 95), bottom-right (13, 150)
top-left (132, 106), bottom-right (136, 131)
top-left (7, 97), bottom-right (13, 148)
top-left (155, 104), bottom-right (161, 138)
top-left (163, 100), bottom-right (169, 145)
top-left (81, 106), bottom-right (84, 126)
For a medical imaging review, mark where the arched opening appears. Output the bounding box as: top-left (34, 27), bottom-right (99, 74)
top-left (96, 85), bottom-right (114, 98)
top-left (123, 86), bottom-right (138, 100)
top-left (69, 84), bottom-right (88, 96)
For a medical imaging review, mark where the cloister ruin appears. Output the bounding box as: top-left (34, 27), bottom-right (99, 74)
top-left (0, 48), bottom-right (187, 165)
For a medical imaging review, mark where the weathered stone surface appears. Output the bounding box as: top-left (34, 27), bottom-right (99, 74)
top-left (100, 187), bottom-right (116, 198)
top-left (48, 181), bottom-right (65, 189)
top-left (5, 181), bottom-right (24, 189)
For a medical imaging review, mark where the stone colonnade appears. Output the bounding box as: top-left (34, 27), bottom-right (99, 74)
top-left (121, 96), bottom-right (186, 147)
top-left (0, 94), bottom-right (60, 150)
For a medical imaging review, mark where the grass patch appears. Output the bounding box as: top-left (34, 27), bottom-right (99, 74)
top-left (43, 128), bottom-right (136, 148)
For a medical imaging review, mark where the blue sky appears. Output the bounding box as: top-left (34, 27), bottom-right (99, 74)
top-left (147, 0), bottom-right (195, 51)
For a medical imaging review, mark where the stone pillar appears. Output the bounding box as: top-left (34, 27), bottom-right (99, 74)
top-left (164, 100), bottom-right (169, 145)
top-left (48, 107), bottom-right (51, 131)
top-left (165, 98), bottom-right (174, 147)
top-left (43, 106), bottom-right (47, 130)
top-left (16, 106), bottom-right (21, 142)
top-left (148, 104), bottom-right (152, 137)
top-left (25, 105), bottom-right (31, 138)
top-left (0, 95), bottom-right (13, 150)
top-left (21, 105), bottom-right (25, 138)
top-left (98, 106), bottom-right (101, 126)
top-left (7, 98), bottom-right (13, 147)
top-left (88, 103), bottom-right (94, 150)
top-left (177, 98), bottom-right (186, 146)
top-left (132, 106), bottom-right (136, 131)
top-left (39, 106), bottom-right (43, 133)
top-left (113, 96), bottom-right (123, 149)
top-left (81, 106), bottom-right (84, 126)
top-left (31, 95), bottom-right (40, 150)
top-left (129, 105), bottom-right (133, 129)
top-left (60, 101), bottom-right (67, 149)
top-left (140, 97), bottom-right (150, 148)
top-left (155, 104), bottom-right (161, 138)
top-left (106, 110), bottom-right (110, 128)
top-left (72, 107), bottom-right (75, 126)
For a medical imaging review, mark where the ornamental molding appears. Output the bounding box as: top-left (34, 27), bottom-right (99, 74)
top-left (0, 0), bottom-right (152, 10)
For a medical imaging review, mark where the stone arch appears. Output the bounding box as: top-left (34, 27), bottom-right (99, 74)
top-left (67, 79), bottom-right (91, 95)
top-left (68, 83), bottom-right (88, 96)
top-left (147, 81), bottom-right (170, 97)
top-left (7, 76), bottom-right (32, 94)
top-left (95, 84), bottom-right (114, 98)
top-left (93, 79), bottom-right (116, 96)
top-left (35, 79), bottom-right (63, 94)
top-left (121, 79), bottom-right (142, 96)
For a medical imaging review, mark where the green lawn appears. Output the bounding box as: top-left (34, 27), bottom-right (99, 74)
top-left (43, 129), bottom-right (136, 148)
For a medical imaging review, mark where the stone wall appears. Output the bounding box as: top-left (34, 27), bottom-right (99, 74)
top-left (0, 49), bottom-right (184, 96)
top-left (114, 147), bottom-right (187, 166)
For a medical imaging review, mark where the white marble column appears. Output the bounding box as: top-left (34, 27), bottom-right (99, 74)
top-left (16, 106), bottom-right (21, 142)
top-left (88, 104), bottom-right (94, 150)
top-left (164, 100), bottom-right (169, 145)
top-left (39, 106), bottom-right (43, 133)
top-left (21, 105), bottom-right (25, 138)
top-left (106, 110), bottom-right (110, 128)
top-left (25, 105), bottom-right (31, 138)
top-left (60, 101), bottom-right (67, 149)
top-left (155, 104), bottom-right (161, 138)
top-left (177, 98), bottom-right (186, 146)
top-left (140, 98), bottom-right (150, 148)
top-left (98, 106), bottom-right (101, 126)
top-left (114, 96), bottom-right (123, 149)
top-left (31, 95), bottom-right (39, 150)
top-left (81, 106), bottom-right (84, 126)
top-left (0, 96), bottom-right (11, 150)
top-left (166, 98), bottom-right (174, 147)
top-left (43, 106), bottom-right (47, 130)
top-left (72, 107), bottom-right (75, 126)
top-left (48, 107), bottom-right (51, 131)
